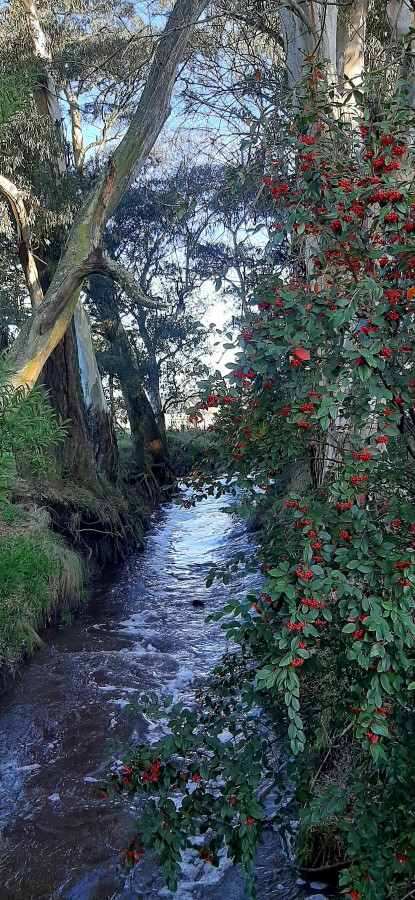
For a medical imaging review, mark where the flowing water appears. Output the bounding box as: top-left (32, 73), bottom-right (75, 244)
top-left (0, 494), bottom-right (332, 900)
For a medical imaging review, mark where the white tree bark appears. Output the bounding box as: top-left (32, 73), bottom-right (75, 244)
top-left (19, 0), bottom-right (67, 174)
top-left (0, 175), bottom-right (43, 308)
top-left (64, 86), bottom-right (85, 172)
top-left (279, 0), bottom-right (368, 91)
top-left (73, 300), bottom-right (107, 412)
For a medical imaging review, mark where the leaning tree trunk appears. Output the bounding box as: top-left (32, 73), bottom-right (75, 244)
top-left (9, 0), bottom-right (208, 391)
top-left (17, 0), bottom-right (119, 485)
top-left (0, 170), bottom-right (115, 483)
top-left (93, 288), bottom-right (172, 485)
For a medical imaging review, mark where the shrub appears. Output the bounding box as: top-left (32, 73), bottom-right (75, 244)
top-left (167, 428), bottom-right (222, 476)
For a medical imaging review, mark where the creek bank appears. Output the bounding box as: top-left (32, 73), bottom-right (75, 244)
top-left (0, 462), bottom-right (164, 695)
top-left (167, 428), bottom-right (224, 477)
top-left (0, 498), bottom-right (84, 694)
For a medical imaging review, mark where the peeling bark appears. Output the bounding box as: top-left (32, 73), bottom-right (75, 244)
top-left (73, 301), bottom-right (119, 482)
top-left (19, 0), bottom-right (67, 175)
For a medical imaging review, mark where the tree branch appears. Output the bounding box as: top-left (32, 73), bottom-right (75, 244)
top-left (95, 255), bottom-right (165, 309)
top-left (0, 174), bottom-right (43, 308)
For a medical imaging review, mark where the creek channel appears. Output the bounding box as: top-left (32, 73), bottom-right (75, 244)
top-left (0, 492), bottom-right (333, 900)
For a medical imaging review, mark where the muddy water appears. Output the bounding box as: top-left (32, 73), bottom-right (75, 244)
top-left (0, 494), bottom-right (329, 900)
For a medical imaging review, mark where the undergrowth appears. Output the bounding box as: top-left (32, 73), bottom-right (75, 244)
top-left (0, 364), bottom-right (85, 675)
top-left (167, 428), bottom-right (223, 476)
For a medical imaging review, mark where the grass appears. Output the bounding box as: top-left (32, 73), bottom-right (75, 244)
top-left (0, 505), bottom-right (85, 673)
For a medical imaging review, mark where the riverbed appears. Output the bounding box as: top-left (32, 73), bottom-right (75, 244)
top-left (0, 493), bottom-right (331, 899)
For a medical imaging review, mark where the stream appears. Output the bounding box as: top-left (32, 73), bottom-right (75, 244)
top-left (0, 493), bottom-right (332, 900)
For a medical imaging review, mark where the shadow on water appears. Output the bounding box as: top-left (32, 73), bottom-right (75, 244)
top-left (0, 494), bottom-right (333, 900)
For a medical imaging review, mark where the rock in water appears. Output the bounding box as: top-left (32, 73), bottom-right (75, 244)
top-left (192, 599), bottom-right (205, 608)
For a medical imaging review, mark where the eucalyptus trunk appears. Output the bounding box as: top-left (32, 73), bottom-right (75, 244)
top-left (17, 0), bottom-right (119, 485)
top-left (99, 304), bottom-right (172, 485)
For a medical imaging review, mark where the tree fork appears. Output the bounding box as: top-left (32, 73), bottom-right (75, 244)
top-left (9, 0), bottom-right (207, 391)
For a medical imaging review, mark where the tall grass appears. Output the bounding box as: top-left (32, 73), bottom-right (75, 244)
top-left (0, 527), bottom-right (85, 671)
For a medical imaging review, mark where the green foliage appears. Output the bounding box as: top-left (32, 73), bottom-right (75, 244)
top-left (0, 69), bottom-right (34, 127)
top-left (167, 428), bottom-right (223, 476)
top-left (104, 661), bottom-right (283, 897)
top-left (0, 360), bottom-right (67, 474)
top-left (0, 365), bottom-right (83, 671)
top-left (0, 527), bottom-right (83, 669)
top-left (106, 68), bottom-right (415, 900)
top-left (0, 531), bottom-right (57, 664)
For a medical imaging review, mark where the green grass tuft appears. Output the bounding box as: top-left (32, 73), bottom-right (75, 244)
top-left (0, 523), bottom-right (85, 672)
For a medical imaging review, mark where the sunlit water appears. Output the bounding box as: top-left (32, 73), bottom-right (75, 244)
top-left (0, 494), bottom-right (331, 899)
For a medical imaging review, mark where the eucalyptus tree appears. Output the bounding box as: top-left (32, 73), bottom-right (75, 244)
top-left (87, 158), bottom-right (280, 444)
top-left (0, 0), bottom-right (152, 483)
top-left (0, 0), bottom-right (208, 488)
